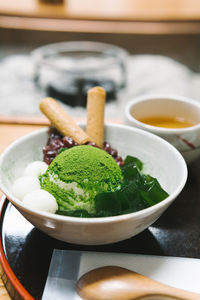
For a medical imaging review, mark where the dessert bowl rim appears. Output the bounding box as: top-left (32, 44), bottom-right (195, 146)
top-left (0, 123), bottom-right (188, 223)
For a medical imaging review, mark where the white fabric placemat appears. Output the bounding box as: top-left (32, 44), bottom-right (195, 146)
top-left (1, 54), bottom-right (200, 120)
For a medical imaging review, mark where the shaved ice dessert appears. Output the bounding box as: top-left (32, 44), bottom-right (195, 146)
top-left (12, 136), bottom-right (169, 217)
top-left (40, 145), bottom-right (123, 214)
top-left (38, 142), bottom-right (169, 218)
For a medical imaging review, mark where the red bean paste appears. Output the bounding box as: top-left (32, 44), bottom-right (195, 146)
top-left (43, 127), bottom-right (124, 166)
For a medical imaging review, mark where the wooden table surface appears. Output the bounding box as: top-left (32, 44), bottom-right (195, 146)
top-left (1, 0), bottom-right (200, 20)
top-left (0, 116), bottom-right (49, 300)
top-left (1, 0), bottom-right (200, 34)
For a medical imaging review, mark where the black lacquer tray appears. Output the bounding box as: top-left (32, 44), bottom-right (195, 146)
top-left (0, 160), bottom-right (200, 300)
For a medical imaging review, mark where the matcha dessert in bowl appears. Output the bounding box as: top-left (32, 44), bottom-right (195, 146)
top-left (40, 145), bottom-right (123, 215)
top-left (0, 87), bottom-right (187, 245)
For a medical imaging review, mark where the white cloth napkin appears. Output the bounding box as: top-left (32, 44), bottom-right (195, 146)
top-left (42, 249), bottom-right (200, 299)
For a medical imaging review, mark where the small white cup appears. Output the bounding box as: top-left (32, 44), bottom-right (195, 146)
top-left (124, 94), bottom-right (200, 163)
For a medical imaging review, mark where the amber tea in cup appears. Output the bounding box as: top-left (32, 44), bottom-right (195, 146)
top-left (138, 115), bottom-right (196, 129)
top-left (124, 95), bottom-right (200, 163)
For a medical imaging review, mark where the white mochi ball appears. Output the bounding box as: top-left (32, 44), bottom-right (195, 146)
top-left (24, 161), bottom-right (48, 177)
top-left (12, 176), bottom-right (40, 200)
top-left (22, 189), bottom-right (58, 213)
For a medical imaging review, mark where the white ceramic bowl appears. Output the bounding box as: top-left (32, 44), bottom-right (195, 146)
top-left (124, 95), bottom-right (200, 164)
top-left (0, 124), bottom-right (187, 245)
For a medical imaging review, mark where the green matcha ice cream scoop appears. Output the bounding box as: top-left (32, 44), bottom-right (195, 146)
top-left (40, 145), bottom-right (123, 214)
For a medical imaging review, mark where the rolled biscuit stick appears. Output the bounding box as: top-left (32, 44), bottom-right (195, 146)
top-left (40, 98), bottom-right (90, 144)
top-left (86, 87), bottom-right (106, 148)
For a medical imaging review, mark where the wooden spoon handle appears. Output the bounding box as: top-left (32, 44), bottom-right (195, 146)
top-left (135, 273), bottom-right (200, 300)
top-left (138, 295), bottom-right (199, 300)
top-left (129, 268), bottom-right (200, 300)
top-left (149, 287), bottom-right (200, 300)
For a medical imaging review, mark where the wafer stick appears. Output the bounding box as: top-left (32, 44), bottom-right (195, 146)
top-left (40, 98), bottom-right (90, 144)
top-left (86, 87), bottom-right (106, 148)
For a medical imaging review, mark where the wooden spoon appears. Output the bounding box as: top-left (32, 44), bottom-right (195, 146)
top-left (76, 266), bottom-right (200, 300)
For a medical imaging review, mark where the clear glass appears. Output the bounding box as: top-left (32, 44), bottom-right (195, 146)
top-left (31, 41), bottom-right (128, 107)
